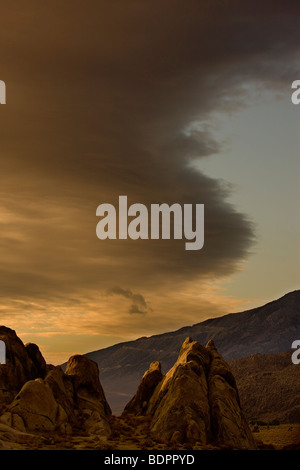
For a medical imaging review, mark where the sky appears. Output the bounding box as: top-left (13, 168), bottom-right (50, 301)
top-left (0, 1), bottom-right (299, 364)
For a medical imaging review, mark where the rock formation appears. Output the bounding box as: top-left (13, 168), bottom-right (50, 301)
top-left (85, 290), bottom-right (300, 416)
top-left (0, 327), bottom-right (256, 450)
top-left (206, 339), bottom-right (254, 448)
top-left (0, 327), bottom-right (111, 439)
top-left (0, 326), bottom-right (47, 407)
top-left (65, 355), bottom-right (111, 436)
top-left (0, 377), bottom-right (70, 433)
top-left (124, 361), bottom-right (163, 415)
top-left (123, 336), bottom-right (256, 449)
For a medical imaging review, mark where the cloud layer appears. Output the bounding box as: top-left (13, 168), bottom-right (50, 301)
top-left (0, 1), bottom-right (299, 359)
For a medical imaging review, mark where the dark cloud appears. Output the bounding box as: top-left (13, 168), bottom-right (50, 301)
top-left (0, 0), bottom-right (299, 309)
top-left (107, 287), bottom-right (151, 314)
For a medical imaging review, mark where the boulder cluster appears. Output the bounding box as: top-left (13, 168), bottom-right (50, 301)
top-left (0, 326), bottom-right (255, 449)
top-left (0, 326), bottom-right (111, 438)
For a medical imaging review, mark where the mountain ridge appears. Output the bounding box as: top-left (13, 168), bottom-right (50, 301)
top-left (82, 290), bottom-right (300, 414)
top-left (86, 289), bottom-right (300, 358)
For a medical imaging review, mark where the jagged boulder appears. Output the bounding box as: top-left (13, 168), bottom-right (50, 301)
top-left (0, 356), bottom-right (112, 437)
top-left (146, 337), bottom-right (211, 444)
top-left (0, 378), bottom-right (69, 433)
top-left (65, 355), bottom-right (111, 436)
top-left (44, 366), bottom-right (78, 428)
top-left (206, 339), bottom-right (255, 448)
top-left (0, 328), bottom-right (112, 439)
top-left (124, 337), bottom-right (256, 449)
top-left (25, 343), bottom-right (47, 379)
top-left (0, 326), bottom-right (46, 406)
top-left (124, 361), bottom-right (163, 415)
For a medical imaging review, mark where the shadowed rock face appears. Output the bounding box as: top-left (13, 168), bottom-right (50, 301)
top-left (206, 339), bottom-right (254, 449)
top-left (25, 343), bottom-right (47, 379)
top-left (124, 361), bottom-right (163, 415)
top-left (0, 327), bottom-right (46, 406)
top-left (65, 355), bottom-right (112, 435)
top-left (123, 337), bottom-right (256, 449)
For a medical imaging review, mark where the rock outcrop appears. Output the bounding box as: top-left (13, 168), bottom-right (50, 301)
top-left (124, 361), bottom-right (163, 415)
top-left (0, 327), bottom-right (256, 449)
top-left (0, 327), bottom-right (47, 407)
top-left (123, 337), bottom-right (256, 449)
top-left (0, 378), bottom-right (70, 433)
top-left (0, 327), bottom-right (111, 439)
top-left (206, 339), bottom-right (254, 448)
top-left (65, 355), bottom-right (111, 436)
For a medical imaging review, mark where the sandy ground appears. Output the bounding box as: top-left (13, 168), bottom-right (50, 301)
top-left (253, 423), bottom-right (300, 450)
top-left (1, 416), bottom-right (299, 450)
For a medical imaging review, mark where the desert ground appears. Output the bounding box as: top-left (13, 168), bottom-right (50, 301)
top-left (1, 414), bottom-right (300, 451)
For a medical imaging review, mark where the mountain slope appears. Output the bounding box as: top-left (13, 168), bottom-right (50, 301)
top-left (84, 290), bottom-right (300, 414)
top-left (231, 350), bottom-right (300, 424)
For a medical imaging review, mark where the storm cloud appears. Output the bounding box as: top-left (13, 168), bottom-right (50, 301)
top-left (0, 1), bottom-right (299, 358)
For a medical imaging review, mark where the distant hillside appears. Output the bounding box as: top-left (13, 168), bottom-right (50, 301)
top-left (84, 290), bottom-right (300, 414)
top-left (231, 350), bottom-right (300, 424)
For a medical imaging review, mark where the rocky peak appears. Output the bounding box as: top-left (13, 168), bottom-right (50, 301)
top-left (0, 326), bottom-right (46, 406)
top-left (124, 361), bottom-right (163, 415)
top-left (123, 336), bottom-right (256, 449)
